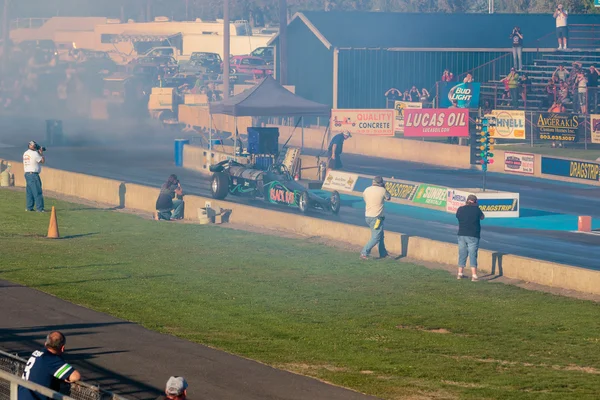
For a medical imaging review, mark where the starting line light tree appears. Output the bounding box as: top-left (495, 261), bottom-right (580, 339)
top-left (472, 116), bottom-right (496, 191)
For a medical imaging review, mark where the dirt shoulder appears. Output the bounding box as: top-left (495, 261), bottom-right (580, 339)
top-left (6, 186), bottom-right (599, 303)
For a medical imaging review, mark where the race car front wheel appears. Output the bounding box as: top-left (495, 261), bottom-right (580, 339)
top-left (211, 172), bottom-right (229, 199)
top-left (298, 191), bottom-right (309, 214)
top-left (330, 191), bottom-right (341, 214)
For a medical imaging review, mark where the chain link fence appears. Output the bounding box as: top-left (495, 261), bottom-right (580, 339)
top-left (0, 350), bottom-right (125, 400)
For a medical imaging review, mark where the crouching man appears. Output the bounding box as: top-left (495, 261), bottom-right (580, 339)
top-left (155, 174), bottom-right (184, 221)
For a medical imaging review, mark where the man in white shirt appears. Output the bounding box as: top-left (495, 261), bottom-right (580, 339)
top-left (554, 4), bottom-right (568, 50)
top-left (360, 176), bottom-right (391, 260)
top-left (23, 140), bottom-right (46, 212)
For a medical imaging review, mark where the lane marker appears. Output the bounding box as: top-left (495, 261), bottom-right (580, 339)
top-left (569, 231), bottom-right (600, 236)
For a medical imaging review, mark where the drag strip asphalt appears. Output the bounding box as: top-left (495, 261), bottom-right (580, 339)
top-left (1, 142), bottom-right (599, 270)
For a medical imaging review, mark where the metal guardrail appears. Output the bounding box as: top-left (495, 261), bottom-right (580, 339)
top-left (0, 350), bottom-right (126, 400)
top-left (0, 369), bottom-right (75, 400)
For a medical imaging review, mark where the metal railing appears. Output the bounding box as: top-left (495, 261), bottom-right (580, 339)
top-left (0, 350), bottom-right (126, 400)
top-left (0, 369), bottom-right (75, 400)
top-left (567, 24), bottom-right (600, 49)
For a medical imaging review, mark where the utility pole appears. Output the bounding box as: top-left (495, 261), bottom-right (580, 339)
top-left (223, 0), bottom-right (230, 99)
top-left (278, 0), bottom-right (287, 85)
top-left (489, 0), bottom-right (494, 13)
top-left (2, 0), bottom-right (9, 71)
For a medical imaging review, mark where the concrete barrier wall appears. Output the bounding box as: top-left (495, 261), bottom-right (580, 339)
top-left (2, 158), bottom-right (599, 296)
top-left (272, 124), bottom-right (600, 187)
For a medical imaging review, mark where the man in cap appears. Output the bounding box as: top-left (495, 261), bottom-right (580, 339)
top-left (360, 176), bottom-right (391, 260)
top-left (157, 376), bottom-right (188, 400)
top-left (22, 140), bottom-right (46, 212)
top-left (554, 3), bottom-right (568, 50)
top-left (326, 130), bottom-right (351, 170)
top-left (18, 331), bottom-right (81, 400)
top-left (456, 194), bottom-right (485, 281)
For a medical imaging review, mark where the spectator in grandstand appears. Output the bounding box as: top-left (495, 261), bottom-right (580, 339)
top-left (558, 81), bottom-right (569, 103)
top-left (482, 100), bottom-right (492, 115)
top-left (18, 331), bottom-right (81, 400)
top-left (441, 69), bottom-right (454, 82)
top-left (587, 65), bottom-right (599, 112)
top-left (502, 68), bottom-right (519, 108)
top-left (519, 73), bottom-right (531, 106)
top-left (327, 130), bottom-right (351, 170)
top-left (384, 88), bottom-right (401, 108)
top-left (420, 88), bottom-right (430, 105)
top-left (155, 174), bottom-right (185, 221)
top-left (360, 176), bottom-right (390, 260)
top-left (554, 4), bottom-right (568, 50)
top-left (402, 89), bottom-right (411, 101)
top-left (157, 376), bottom-right (188, 400)
top-left (552, 64), bottom-right (568, 82)
top-left (463, 73), bottom-right (474, 84)
top-left (456, 194), bottom-right (485, 282)
top-left (548, 100), bottom-right (566, 113)
top-left (510, 26), bottom-right (524, 70)
top-left (576, 71), bottom-right (588, 114)
top-left (409, 86), bottom-right (420, 102)
top-left (545, 79), bottom-right (557, 108)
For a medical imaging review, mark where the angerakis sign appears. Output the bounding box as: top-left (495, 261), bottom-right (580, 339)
top-left (403, 109), bottom-right (469, 137)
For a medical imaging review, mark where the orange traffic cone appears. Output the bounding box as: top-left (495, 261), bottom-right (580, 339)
top-left (47, 206), bottom-right (60, 239)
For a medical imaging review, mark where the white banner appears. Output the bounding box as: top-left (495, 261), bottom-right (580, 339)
top-left (331, 109), bottom-right (395, 136)
top-left (394, 101), bottom-right (422, 134)
top-left (447, 189), bottom-right (520, 218)
top-left (504, 151), bottom-right (534, 175)
top-left (591, 114), bottom-right (600, 144)
top-left (487, 110), bottom-right (526, 140)
top-left (322, 170), bottom-right (358, 192)
top-left (446, 189), bottom-right (472, 213)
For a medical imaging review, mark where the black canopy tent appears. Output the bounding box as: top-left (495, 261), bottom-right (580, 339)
top-left (207, 76), bottom-right (331, 153)
top-left (209, 75), bottom-right (331, 117)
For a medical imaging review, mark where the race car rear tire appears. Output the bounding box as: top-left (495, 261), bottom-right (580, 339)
top-left (298, 191), bottom-right (309, 214)
top-left (330, 191), bottom-right (341, 214)
top-left (211, 172), bottom-right (229, 199)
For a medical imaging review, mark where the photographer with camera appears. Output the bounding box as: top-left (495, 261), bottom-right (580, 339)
top-left (509, 26), bottom-right (523, 71)
top-left (23, 140), bottom-right (46, 212)
top-left (554, 4), bottom-right (568, 50)
top-left (155, 174), bottom-right (184, 221)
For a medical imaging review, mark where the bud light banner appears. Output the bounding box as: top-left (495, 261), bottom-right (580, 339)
top-left (439, 82), bottom-right (481, 108)
top-left (404, 109), bottom-right (469, 137)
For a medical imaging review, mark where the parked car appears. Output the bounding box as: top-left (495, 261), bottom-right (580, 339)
top-left (129, 56), bottom-right (178, 76)
top-left (226, 55), bottom-right (273, 78)
top-left (249, 46), bottom-right (273, 65)
top-left (181, 52), bottom-right (222, 75)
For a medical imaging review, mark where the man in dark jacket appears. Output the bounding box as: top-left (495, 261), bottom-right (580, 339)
top-left (456, 194), bottom-right (485, 281)
top-left (327, 130), bottom-right (351, 170)
top-left (155, 174), bottom-right (184, 221)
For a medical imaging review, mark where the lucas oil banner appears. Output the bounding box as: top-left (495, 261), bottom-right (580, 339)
top-left (439, 82), bottom-right (481, 108)
top-left (403, 109), bottom-right (469, 137)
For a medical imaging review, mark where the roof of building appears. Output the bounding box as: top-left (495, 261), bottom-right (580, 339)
top-left (271, 11), bottom-right (600, 50)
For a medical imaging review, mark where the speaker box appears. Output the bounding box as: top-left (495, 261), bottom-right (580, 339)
top-left (247, 127), bottom-right (279, 155)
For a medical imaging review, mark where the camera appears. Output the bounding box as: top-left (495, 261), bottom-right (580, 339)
top-left (34, 144), bottom-right (47, 152)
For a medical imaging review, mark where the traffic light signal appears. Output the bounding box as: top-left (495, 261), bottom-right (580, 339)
top-left (472, 117), bottom-right (496, 171)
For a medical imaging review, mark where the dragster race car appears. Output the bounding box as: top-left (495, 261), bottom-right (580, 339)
top-left (209, 159), bottom-right (341, 214)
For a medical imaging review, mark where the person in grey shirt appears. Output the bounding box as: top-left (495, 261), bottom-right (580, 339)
top-left (360, 176), bottom-right (391, 260)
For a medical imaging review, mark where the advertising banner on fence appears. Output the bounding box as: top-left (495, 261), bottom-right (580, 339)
top-left (590, 114), bottom-right (600, 144)
top-left (541, 156), bottom-right (600, 182)
top-left (322, 170), bottom-right (359, 192)
top-left (353, 176), bottom-right (419, 201)
top-left (394, 101), bottom-right (422, 134)
top-left (331, 109), bottom-right (395, 136)
top-left (403, 109), bottom-right (469, 137)
top-left (447, 190), bottom-right (520, 218)
top-left (487, 110), bottom-right (526, 140)
top-left (504, 151), bottom-right (534, 175)
top-left (446, 189), bottom-right (472, 213)
top-left (439, 82), bottom-right (481, 108)
top-left (533, 112), bottom-right (581, 142)
top-left (412, 184), bottom-right (448, 208)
